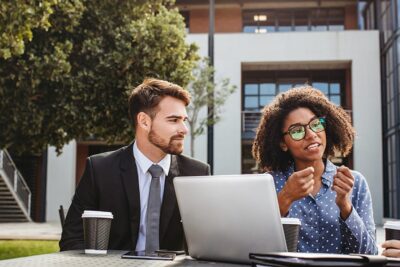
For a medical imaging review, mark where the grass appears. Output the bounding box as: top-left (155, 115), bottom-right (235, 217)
top-left (0, 240), bottom-right (59, 260)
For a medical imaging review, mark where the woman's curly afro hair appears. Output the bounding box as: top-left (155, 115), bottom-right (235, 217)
top-left (252, 86), bottom-right (355, 172)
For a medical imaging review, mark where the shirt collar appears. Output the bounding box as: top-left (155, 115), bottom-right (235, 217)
top-left (133, 141), bottom-right (171, 176)
top-left (321, 159), bottom-right (337, 187)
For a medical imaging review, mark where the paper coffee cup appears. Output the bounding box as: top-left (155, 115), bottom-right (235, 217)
top-left (281, 217), bottom-right (301, 252)
top-left (82, 210), bottom-right (113, 255)
top-left (383, 220), bottom-right (400, 240)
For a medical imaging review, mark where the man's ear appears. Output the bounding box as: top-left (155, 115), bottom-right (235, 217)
top-left (137, 112), bottom-right (151, 131)
top-left (280, 141), bottom-right (288, 152)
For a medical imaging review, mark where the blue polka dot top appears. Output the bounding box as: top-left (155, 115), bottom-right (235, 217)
top-left (270, 160), bottom-right (378, 254)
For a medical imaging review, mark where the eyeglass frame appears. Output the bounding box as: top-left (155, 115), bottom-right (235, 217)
top-left (282, 117), bottom-right (326, 141)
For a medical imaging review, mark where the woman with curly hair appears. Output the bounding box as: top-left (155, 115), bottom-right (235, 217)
top-left (252, 86), bottom-right (378, 254)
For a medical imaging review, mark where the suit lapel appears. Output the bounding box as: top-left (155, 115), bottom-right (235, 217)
top-left (119, 143), bottom-right (141, 249)
top-left (160, 155), bottom-right (179, 240)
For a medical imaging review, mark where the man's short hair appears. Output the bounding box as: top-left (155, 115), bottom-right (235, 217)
top-left (128, 78), bottom-right (191, 129)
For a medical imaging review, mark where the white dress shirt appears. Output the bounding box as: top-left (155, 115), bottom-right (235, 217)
top-left (133, 141), bottom-right (171, 252)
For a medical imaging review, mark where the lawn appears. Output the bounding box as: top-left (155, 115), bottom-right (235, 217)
top-left (0, 240), bottom-right (59, 260)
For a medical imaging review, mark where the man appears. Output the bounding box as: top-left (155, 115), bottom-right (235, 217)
top-left (60, 78), bottom-right (210, 252)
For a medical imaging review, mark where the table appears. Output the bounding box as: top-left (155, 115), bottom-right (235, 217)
top-left (0, 250), bottom-right (248, 267)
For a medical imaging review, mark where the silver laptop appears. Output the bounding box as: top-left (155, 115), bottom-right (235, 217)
top-left (173, 174), bottom-right (287, 264)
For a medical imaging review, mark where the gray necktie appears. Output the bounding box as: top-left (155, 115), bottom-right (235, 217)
top-left (146, 164), bottom-right (163, 253)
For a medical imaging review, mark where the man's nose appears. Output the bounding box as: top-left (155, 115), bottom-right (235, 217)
top-left (179, 122), bottom-right (188, 135)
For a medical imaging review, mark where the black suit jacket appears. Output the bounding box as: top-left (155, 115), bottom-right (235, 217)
top-left (59, 143), bottom-right (210, 251)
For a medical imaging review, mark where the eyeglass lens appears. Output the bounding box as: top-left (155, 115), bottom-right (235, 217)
top-left (289, 118), bottom-right (325, 140)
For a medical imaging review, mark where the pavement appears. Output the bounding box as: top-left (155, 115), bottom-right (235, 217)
top-left (0, 222), bottom-right (385, 253)
top-left (0, 221), bottom-right (62, 241)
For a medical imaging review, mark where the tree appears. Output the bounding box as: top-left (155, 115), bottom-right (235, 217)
top-left (186, 58), bottom-right (236, 157)
top-left (0, 0), bottom-right (57, 59)
top-left (0, 0), bottom-right (199, 155)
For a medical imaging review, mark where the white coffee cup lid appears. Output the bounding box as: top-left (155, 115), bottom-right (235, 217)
top-left (82, 210), bottom-right (113, 219)
top-left (383, 220), bottom-right (400, 230)
top-left (281, 217), bottom-right (301, 225)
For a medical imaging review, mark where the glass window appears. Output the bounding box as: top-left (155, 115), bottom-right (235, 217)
top-left (244, 96), bottom-right (259, 109)
top-left (313, 82), bottom-right (329, 94)
top-left (244, 84), bottom-right (258, 95)
top-left (364, 2), bottom-right (376, 30)
top-left (179, 11), bottom-right (190, 33)
top-left (397, 37), bottom-right (400, 64)
top-left (243, 26), bottom-right (257, 33)
top-left (330, 83), bottom-right (341, 94)
top-left (328, 25), bottom-right (345, 31)
top-left (398, 0), bottom-right (400, 28)
top-left (330, 95), bottom-right (341, 106)
top-left (277, 11), bottom-right (293, 32)
top-left (311, 9), bottom-right (328, 31)
top-left (278, 83), bottom-right (292, 92)
top-left (328, 8), bottom-right (345, 31)
top-left (260, 83), bottom-right (275, 94)
top-left (294, 10), bottom-right (309, 31)
top-left (243, 8), bottom-right (343, 33)
top-left (260, 96), bottom-right (275, 106)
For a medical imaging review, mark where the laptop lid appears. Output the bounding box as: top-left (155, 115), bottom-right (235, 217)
top-left (173, 174), bottom-right (287, 264)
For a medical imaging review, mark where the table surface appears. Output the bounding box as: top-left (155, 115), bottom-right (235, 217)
top-left (0, 250), bottom-right (248, 267)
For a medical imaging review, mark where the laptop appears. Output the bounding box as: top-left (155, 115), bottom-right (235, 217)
top-left (173, 174), bottom-right (288, 264)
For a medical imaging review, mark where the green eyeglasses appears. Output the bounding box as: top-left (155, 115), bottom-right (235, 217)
top-left (283, 117), bottom-right (326, 141)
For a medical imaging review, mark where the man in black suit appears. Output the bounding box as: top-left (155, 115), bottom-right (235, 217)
top-left (59, 78), bottom-right (210, 252)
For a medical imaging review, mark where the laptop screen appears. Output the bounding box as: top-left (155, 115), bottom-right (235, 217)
top-left (174, 174), bottom-right (287, 263)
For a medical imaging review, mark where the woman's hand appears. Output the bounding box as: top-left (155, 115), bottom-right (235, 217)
top-left (278, 167), bottom-right (314, 216)
top-left (332, 166), bottom-right (354, 220)
top-left (382, 240), bottom-right (400, 258)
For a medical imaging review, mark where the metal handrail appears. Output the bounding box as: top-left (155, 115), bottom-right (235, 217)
top-left (241, 110), bottom-right (262, 133)
top-left (0, 149), bottom-right (32, 219)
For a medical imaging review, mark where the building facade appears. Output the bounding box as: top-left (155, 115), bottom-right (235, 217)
top-left (45, 0), bottom-right (391, 224)
top-left (362, 0), bottom-right (400, 219)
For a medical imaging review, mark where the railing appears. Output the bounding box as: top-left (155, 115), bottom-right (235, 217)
top-left (0, 150), bottom-right (32, 218)
top-left (242, 111), bottom-right (261, 140)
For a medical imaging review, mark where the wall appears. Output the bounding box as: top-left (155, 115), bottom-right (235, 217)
top-left (46, 141), bottom-right (76, 222)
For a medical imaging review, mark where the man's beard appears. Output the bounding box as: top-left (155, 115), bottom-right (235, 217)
top-left (148, 129), bottom-right (185, 155)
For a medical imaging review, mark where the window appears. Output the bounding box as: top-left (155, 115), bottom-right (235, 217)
top-left (179, 10), bottom-right (190, 33)
top-left (242, 70), bottom-right (345, 112)
top-left (242, 8), bottom-right (344, 33)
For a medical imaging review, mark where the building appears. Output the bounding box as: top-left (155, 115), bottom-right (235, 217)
top-left (362, 0), bottom-right (400, 219)
top-left (41, 0), bottom-right (398, 224)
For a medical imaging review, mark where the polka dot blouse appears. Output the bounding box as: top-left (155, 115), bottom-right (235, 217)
top-left (271, 160), bottom-right (378, 254)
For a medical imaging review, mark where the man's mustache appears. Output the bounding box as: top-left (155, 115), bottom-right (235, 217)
top-left (170, 134), bottom-right (185, 140)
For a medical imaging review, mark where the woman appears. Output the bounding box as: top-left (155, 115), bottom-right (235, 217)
top-left (252, 86), bottom-right (378, 254)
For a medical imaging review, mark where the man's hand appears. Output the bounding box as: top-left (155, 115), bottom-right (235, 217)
top-left (382, 240), bottom-right (400, 258)
top-left (278, 167), bottom-right (314, 216)
top-left (332, 166), bottom-right (354, 220)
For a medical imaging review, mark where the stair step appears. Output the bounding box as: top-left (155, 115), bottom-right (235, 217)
top-left (0, 206), bottom-right (20, 210)
top-left (0, 196), bottom-right (14, 200)
top-left (0, 219), bottom-right (29, 222)
top-left (0, 211), bottom-right (25, 215)
top-left (0, 200), bottom-right (18, 204)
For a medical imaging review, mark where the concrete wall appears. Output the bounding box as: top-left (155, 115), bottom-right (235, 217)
top-left (46, 141), bottom-right (76, 222)
top-left (186, 31), bottom-right (383, 223)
